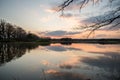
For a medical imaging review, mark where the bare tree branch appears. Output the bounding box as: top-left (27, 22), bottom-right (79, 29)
top-left (59, 0), bottom-right (120, 38)
top-left (59, 0), bottom-right (74, 11)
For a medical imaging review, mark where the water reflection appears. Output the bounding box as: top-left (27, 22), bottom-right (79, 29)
top-left (45, 45), bottom-right (81, 52)
top-left (44, 43), bottom-right (120, 80)
top-left (0, 43), bottom-right (39, 66)
top-left (45, 69), bottom-right (89, 80)
top-left (0, 43), bottom-right (120, 80)
top-left (80, 52), bottom-right (120, 80)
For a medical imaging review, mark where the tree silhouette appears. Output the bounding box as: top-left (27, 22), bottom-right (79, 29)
top-left (0, 20), bottom-right (6, 40)
top-left (0, 20), bottom-right (40, 42)
top-left (58, 0), bottom-right (120, 37)
top-left (5, 23), bottom-right (14, 40)
top-left (0, 43), bottom-right (39, 66)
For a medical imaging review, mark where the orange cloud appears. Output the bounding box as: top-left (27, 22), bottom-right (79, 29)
top-left (45, 7), bottom-right (60, 13)
top-left (58, 56), bottom-right (80, 69)
top-left (66, 30), bottom-right (120, 39)
top-left (41, 60), bottom-right (52, 66)
top-left (45, 69), bottom-right (59, 74)
top-left (37, 29), bottom-right (120, 39)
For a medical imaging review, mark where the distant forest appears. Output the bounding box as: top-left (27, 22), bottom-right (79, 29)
top-left (0, 20), bottom-right (41, 42)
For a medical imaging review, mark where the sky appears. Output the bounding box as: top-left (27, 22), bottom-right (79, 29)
top-left (0, 0), bottom-right (120, 38)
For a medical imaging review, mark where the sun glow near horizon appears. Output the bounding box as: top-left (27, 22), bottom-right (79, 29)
top-left (0, 0), bottom-right (120, 38)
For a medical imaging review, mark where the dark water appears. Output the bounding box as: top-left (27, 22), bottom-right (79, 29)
top-left (0, 43), bottom-right (120, 80)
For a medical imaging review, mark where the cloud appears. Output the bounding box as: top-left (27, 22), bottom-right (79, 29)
top-left (45, 45), bottom-right (81, 52)
top-left (45, 30), bottom-right (66, 36)
top-left (70, 42), bottom-right (120, 53)
top-left (38, 29), bottom-right (120, 39)
top-left (50, 0), bottom-right (88, 12)
top-left (60, 13), bottom-right (73, 18)
top-left (41, 60), bottom-right (52, 66)
top-left (39, 30), bottom-right (80, 37)
top-left (80, 52), bottom-right (120, 71)
top-left (46, 4), bottom-right (80, 14)
top-left (79, 0), bottom-right (120, 30)
top-left (50, 0), bottom-right (106, 12)
top-left (43, 6), bottom-right (59, 13)
top-left (95, 34), bottom-right (106, 38)
top-left (45, 70), bottom-right (88, 80)
top-left (58, 56), bottom-right (80, 69)
top-left (81, 12), bottom-right (120, 30)
top-left (46, 46), bottom-right (67, 52)
top-left (45, 69), bottom-right (59, 74)
top-left (51, 0), bottom-right (120, 31)
top-left (45, 8), bottom-right (57, 13)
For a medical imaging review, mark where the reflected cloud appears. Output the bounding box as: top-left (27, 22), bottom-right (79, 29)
top-left (59, 64), bottom-right (80, 69)
top-left (45, 69), bottom-right (59, 74)
top-left (81, 55), bottom-right (120, 70)
top-left (44, 43), bottom-right (120, 53)
top-left (0, 43), bottom-right (120, 80)
top-left (45, 44), bottom-right (81, 52)
top-left (41, 60), bottom-right (53, 66)
top-left (80, 52), bottom-right (120, 80)
top-left (46, 46), bottom-right (66, 52)
top-left (58, 56), bottom-right (80, 69)
top-left (45, 69), bottom-right (89, 80)
top-left (70, 43), bottom-right (120, 53)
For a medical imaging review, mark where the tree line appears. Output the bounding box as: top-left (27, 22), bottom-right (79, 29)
top-left (0, 20), bottom-right (40, 42)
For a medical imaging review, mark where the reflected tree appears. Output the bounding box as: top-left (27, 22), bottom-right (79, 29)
top-left (0, 43), bottom-right (39, 66)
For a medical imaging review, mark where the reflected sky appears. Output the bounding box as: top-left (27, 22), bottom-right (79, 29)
top-left (0, 43), bottom-right (120, 80)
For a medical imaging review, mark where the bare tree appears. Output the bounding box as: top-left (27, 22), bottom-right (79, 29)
top-left (58, 0), bottom-right (120, 37)
top-left (0, 20), bottom-right (40, 42)
top-left (6, 23), bottom-right (14, 40)
top-left (0, 20), bottom-right (6, 40)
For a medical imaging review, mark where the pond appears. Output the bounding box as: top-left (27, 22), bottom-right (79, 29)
top-left (0, 43), bottom-right (120, 80)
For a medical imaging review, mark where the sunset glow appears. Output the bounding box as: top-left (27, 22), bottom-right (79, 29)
top-left (0, 0), bottom-right (119, 38)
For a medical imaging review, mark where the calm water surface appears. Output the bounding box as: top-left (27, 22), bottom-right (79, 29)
top-left (0, 43), bottom-right (120, 80)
